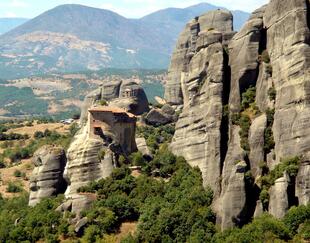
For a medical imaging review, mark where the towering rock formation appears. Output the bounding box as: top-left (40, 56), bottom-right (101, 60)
top-left (265, 0), bottom-right (310, 164)
top-left (164, 10), bottom-right (235, 106)
top-left (169, 10), bottom-right (234, 194)
top-left (29, 145), bottom-right (67, 206)
top-left (167, 0), bottom-right (310, 230)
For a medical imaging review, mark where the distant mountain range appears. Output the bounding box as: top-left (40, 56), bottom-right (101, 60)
top-left (0, 3), bottom-right (250, 79)
top-left (0, 18), bottom-right (28, 35)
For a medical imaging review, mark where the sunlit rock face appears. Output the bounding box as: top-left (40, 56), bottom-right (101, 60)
top-left (167, 0), bottom-right (310, 230)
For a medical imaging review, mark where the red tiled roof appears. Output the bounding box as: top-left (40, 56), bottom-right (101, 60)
top-left (88, 106), bottom-right (136, 118)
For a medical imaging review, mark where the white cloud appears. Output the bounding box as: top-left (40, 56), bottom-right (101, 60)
top-left (4, 11), bottom-right (17, 17)
top-left (10, 0), bottom-right (28, 8)
top-left (0, 0), bottom-right (28, 9)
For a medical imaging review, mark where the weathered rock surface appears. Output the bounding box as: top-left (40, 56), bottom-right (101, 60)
top-left (64, 124), bottom-right (112, 197)
top-left (169, 10), bottom-right (233, 196)
top-left (166, 0), bottom-right (310, 230)
top-left (145, 107), bottom-right (176, 126)
top-left (254, 200), bottom-right (264, 218)
top-left (136, 137), bottom-right (152, 158)
top-left (296, 159), bottom-right (310, 205)
top-left (65, 109), bottom-right (137, 197)
top-left (80, 80), bottom-right (149, 119)
top-left (109, 80), bottom-right (149, 115)
top-left (255, 63), bottom-right (274, 112)
top-left (269, 173), bottom-right (290, 219)
top-left (80, 88), bottom-right (102, 124)
top-left (218, 161), bottom-right (247, 230)
top-left (217, 126), bottom-right (246, 229)
top-left (101, 80), bottom-right (122, 100)
top-left (164, 10), bottom-right (234, 106)
top-left (29, 145), bottom-right (67, 206)
top-left (249, 114), bottom-right (267, 178)
top-left (228, 6), bottom-right (264, 112)
top-left (264, 0), bottom-right (310, 165)
top-left (75, 217), bottom-right (88, 234)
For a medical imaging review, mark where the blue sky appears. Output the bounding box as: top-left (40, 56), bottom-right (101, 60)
top-left (0, 0), bottom-right (269, 19)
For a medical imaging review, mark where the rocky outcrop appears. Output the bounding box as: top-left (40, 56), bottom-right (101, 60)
top-left (164, 9), bottom-right (235, 106)
top-left (228, 5), bottom-right (264, 112)
top-left (64, 124), bottom-right (112, 197)
top-left (166, 0), bottom-right (310, 230)
top-left (65, 108), bottom-right (137, 197)
top-left (217, 126), bottom-right (247, 229)
top-left (29, 145), bottom-right (67, 206)
top-left (169, 10), bottom-right (233, 194)
top-left (218, 161), bottom-right (247, 229)
top-left (110, 80), bottom-right (149, 115)
top-left (264, 0), bottom-right (310, 165)
top-left (145, 104), bottom-right (177, 126)
top-left (80, 88), bottom-right (102, 124)
top-left (269, 173), bottom-right (290, 219)
top-left (80, 80), bottom-right (149, 120)
top-left (249, 114), bottom-right (267, 178)
top-left (136, 137), bottom-right (152, 159)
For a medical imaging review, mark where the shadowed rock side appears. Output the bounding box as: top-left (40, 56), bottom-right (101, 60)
top-left (29, 145), bottom-right (67, 206)
top-left (167, 0), bottom-right (310, 230)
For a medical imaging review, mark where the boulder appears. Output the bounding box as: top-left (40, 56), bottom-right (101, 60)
top-left (136, 137), bottom-right (152, 159)
top-left (75, 217), bottom-right (88, 234)
top-left (29, 145), bottom-right (67, 206)
top-left (145, 108), bottom-right (174, 126)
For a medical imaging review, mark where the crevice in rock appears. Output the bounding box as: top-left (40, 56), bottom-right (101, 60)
top-left (236, 178), bottom-right (260, 227)
top-left (258, 27), bottom-right (267, 54)
top-left (239, 26), bottom-right (267, 99)
top-left (220, 48), bottom-right (230, 175)
top-left (306, 0), bottom-right (310, 40)
top-left (287, 176), bottom-right (299, 207)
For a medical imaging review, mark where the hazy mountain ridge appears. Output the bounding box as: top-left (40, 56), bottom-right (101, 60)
top-left (0, 3), bottom-right (250, 78)
top-left (0, 18), bottom-right (28, 35)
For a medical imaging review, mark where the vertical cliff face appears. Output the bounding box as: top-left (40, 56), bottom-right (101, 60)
top-left (169, 10), bottom-right (234, 195)
top-left (164, 10), bottom-right (235, 106)
top-left (167, 0), bottom-right (310, 230)
top-left (265, 0), bottom-right (310, 163)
